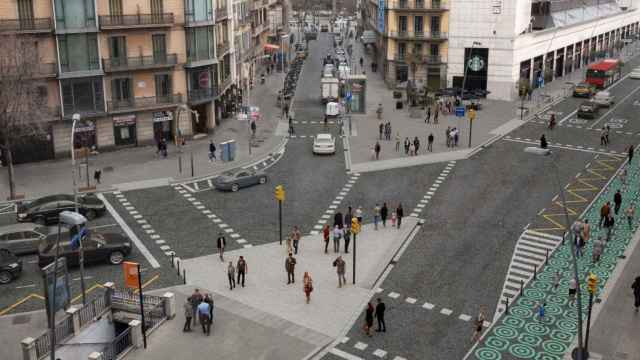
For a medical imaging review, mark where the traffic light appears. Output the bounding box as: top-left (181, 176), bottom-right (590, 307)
top-left (275, 185), bottom-right (285, 202)
top-left (587, 273), bottom-right (599, 295)
top-left (351, 217), bottom-right (360, 234)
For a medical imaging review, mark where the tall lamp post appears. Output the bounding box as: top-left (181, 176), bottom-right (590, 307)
top-left (524, 147), bottom-right (586, 360)
top-left (70, 113), bottom-right (87, 305)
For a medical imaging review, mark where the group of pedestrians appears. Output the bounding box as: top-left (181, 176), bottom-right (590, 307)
top-left (363, 298), bottom-right (386, 336)
top-left (183, 289), bottom-right (215, 335)
top-left (425, 105), bottom-right (440, 124)
top-left (379, 121), bottom-right (393, 141)
top-left (446, 127), bottom-right (460, 148)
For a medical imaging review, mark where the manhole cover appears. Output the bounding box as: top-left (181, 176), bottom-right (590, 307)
top-left (103, 166), bottom-right (114, 172)
top-left (12, 314), bottom-right (31, 325)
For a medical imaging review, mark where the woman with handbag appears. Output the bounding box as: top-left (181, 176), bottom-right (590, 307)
top-left (363, 302), bottom-right (374, 337)
top-left (303, 272), bottom-right (313, 304)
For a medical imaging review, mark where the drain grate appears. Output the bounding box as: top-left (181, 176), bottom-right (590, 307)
top-left (12, 314), bottom-right (31, 325)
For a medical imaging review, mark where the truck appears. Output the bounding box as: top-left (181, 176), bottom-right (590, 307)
top-left (321, 77), bottom-right (339, 103)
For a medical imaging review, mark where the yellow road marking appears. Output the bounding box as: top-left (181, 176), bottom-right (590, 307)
top-left (0, 294), bottom-right (42, 316)
top-left (133, 274), bottom-right (160, 294)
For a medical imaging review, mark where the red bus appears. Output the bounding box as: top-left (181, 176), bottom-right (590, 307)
top-left (586, 59), bottom-right (623, 89)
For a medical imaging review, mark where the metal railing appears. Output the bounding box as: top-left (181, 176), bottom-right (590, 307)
top-left (101, 328), bottom-right (132, 360)
top-left (99, 13), bottom-right (174, 28)
top-left (217, 77), bottom-right (233, 95)
top-left (386, 0), bottom-right (448, 10)
top-left (425, 55), bottom-right (443, 63)
top-left (103, 53), bottom-right (178, 72)
top-left (107, 94), bottom-right (182, 112)
top-left (145, 303), bottom-right (167, 335)
top-left (217, 43), bottom-right (230, 57)
top-left (184, 12), bottom-right (214, 26)
top-left (0, 18), bottom-right (52, 32)
top-left (387, 31), bottom-right (447, 40)
top-left (215, 7), bottom-right (228, 21)
top-left (60, 61), bottom-right (100, 73)
top-left (78, 294), bottom-right (111, 328)
top-left (188, 87), bottom-right (217, 103)
top-left (34, 315), bottom-right (75, 360)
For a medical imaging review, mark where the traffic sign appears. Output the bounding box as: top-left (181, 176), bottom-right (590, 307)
top-left (468, 108), bottom-right (476, 121)
top-left (455, 106), bottom-right (465, 117)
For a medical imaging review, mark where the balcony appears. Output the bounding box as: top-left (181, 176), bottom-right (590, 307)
top-left (0, 18), bottom-right (52, 34)
top-left (387, 31), bottom-right (447, 41)
top-left (59, 61), bottom-right (102, 78)
top-left (215, 7), bottom-right (229, 22)
top-left (107, 94), bottom-right (183, 113)
top-left (424, 55), bottom-right (443, 64)
top-left (103, 54), bottom-right (178, 72)
top-left (184, 12), bottom-right (214, 27)
top-left (216, 77), bottom-right (232, 96)
top-left (252, 22), bottom-right (266, 35)
top-left (188, 87), bottom-right (217, 104)
top-left (385, 0), bottom-right (448, 11)
top-left (217, 43), bottom-right (230, 58)
top-left (99, 13), bottom-right (175, 30)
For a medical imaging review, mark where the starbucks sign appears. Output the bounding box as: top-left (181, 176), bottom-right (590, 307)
top-left (467, 55), bottom-right (485, 72)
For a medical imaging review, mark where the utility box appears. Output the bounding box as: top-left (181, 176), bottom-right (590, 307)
top-left (221, 140), bottom-right (236, 162)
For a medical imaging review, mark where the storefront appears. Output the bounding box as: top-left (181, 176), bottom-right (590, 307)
top-left (113, 114), bottom-right (137, 147)
top-left (152, 110), bottom-right (174, 142)
top-left (73, 121), bottom-right (97, 150)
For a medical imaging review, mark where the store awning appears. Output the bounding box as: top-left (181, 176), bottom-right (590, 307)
top-left (264, 44), bottom-right (280, 50)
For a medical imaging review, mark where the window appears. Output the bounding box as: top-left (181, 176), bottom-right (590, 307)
top-left (188, 68), bottom-right (212, 91)
top-left (17, 0), bottom-right (34, 20)
top-left (61, 77), bottom-right (105, 115)
top-left (109, 36), bottom-right (127, 65)
top-left (185, 0), bottom-right (213, 22)
top-left (59, 34), bottom-right (99, 72)
top-left (398, 42), bottom-right (406, 59)
top-left (430, 44), bottom-right (439, 56)
top-left (398, 16), bottom-right (408, 33)
top-left (111, 78), bottom-right (132, 103)
top-left (155, 73), bottom-right (172, 98)
top-left (109, 0), bottom-right (122, 15)
top-left (150, 0), bottom-right (163, 14)
top-left (54, 0), bottom-right (96, 29)
top-left (430, 16), bottom-right (440, 35)
top-left (152, 34), bottom-right (167, 62)
top-left (414, 44), bottom-right (422, 57)
top-left (414, 16), bottom-right (423, 34)
top-left (186, 26), bottom-right (215, 62)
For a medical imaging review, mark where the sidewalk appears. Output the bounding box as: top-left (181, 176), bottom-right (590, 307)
top-left (470, 154), bottom-right (638, 359)
top-left (0, 72), bottom-right (287, 201)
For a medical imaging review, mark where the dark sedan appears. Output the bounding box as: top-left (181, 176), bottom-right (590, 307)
top-left (38, 231), bottom-right (132, 268)
top-left (17, 194), bottom-right (106, 225)
top-left (0, 249), bottom-right (22, 284)
top-left (213, 170), bottom-right (268, 192)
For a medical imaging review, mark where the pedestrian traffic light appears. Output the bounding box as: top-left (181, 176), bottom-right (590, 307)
top-left (351, 217), bottom-right (360, 234)
top-left (587, 273), bottom-right (599, 295)
top-left (275, 185), bottom-right (285, 201)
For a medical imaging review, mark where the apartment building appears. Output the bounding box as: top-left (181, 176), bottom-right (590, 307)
top-left (0, 0), bottom-right (238, 161)
top-left (361, 0), bottom-right (449, 89)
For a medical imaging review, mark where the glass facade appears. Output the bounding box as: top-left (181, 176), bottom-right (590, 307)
top-left (186, 26), bottom-right (215, 62)
top-left (185, 0), bottom-right (213, 22)
top-left (54, 0), bottom-right (96, 30)
top-left (58, 33), bottom-right (100, 72)
top-left (61, 77), bottom-right (105, 116)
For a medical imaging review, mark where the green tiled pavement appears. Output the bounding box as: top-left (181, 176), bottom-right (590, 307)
top-left (474, 159), bottom-right (637, 360)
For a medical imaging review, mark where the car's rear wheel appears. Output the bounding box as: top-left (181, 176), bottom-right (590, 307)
top-left (85, 209), bottom-right (96, 220)
top-left (259, 177), bottom-right (267, 184)
top-left (109, 251), bottom-right (125, 265)
top-left (231, 183), bottom-right (239, 192)
top-left (0, 271), bottom-right (13, 284)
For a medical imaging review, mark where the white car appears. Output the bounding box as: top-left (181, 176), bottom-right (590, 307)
top-left (630, 69), bottom-right (640, 79)
top-left (313, 134), bottom-right (336, 155)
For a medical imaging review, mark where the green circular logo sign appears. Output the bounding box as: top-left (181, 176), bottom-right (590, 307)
top-left (468, 55), bottom-right (485, 72)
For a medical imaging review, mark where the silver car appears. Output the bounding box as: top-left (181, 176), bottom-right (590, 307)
top-left (0, 223), bottom-right (48, 255)
top-left (213, 170), bottom-right (268, 192)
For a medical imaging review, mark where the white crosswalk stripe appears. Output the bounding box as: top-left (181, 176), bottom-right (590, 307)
top-left (494, 229), bottom-right (563, 319)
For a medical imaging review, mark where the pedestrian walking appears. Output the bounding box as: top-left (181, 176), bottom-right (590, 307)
top-left (604, 214), bottom-right (615, 242)
top-left (582, 219), bottom-right (590, 244)
top-left (592, 236), bottom-right (605, 263)
top-left (303, 272), bottom-right (313, 304)
top-left (428, 133), bottom-right (434, 152)
top-left (606, 125), bottom-right (611, 144)
top-left (553, 271), bottom-right (561, 292)
top-left (292, 225), bottom-right (302, 254)
top-left (632, 276), bottom-right (640, 312)
top-left (404, 137), bottom-right (410, 155)
top-left (323, 224), bottom-right (330, 253)
top-left (375, 298), bottom-right (386, 332)
top-left (208, 140), bottom-right (217, 161)
top-left (614, 189), bottom-right (623, 215)
top-left (534, 302), bottom-right (546, 322)
top-left (93, 169), bottom-right (102, 184)
top-left (385, 122), bottom-right (392, 141)
top-left (471, 307), bottom-right (486, 342)
top-left (540, 134), bottom-right (548, 149)
top-left (600, 127), bottom-right (607, 146)
top-left (434, 108), bottom-right (439, 124)
top-left (628, 144), bottom-right (635, 164)
top-left (446, 127), bottom-right (451, 147)
top-left (363, 302), bottom-right (374, 337)
top-left (216, 232), bottom-right (226, 262)
top-left (599, 202), bottom-right (611, 227)
top-left (374, 141), bottom-right (381, 160)
top-left (396, 203), bottom-right (404, 229)
top-left (414, 136), bottom-right (420, 154)
top-left (453, 128), bottom-right (459, 147)
top-left (285, 235), bottom-right (293, 254)
top-left (236, 256), bottom-right (247, 287)
top-left (378, 122), bottom-right (384, 140)
top-left (409, 142), bottom-right (415, 156)
top-left (227, 261), bottom-right (236, 290)
top-left (285, 253), bottom-right (297, 284)
top-left (333, 225), bottom-right (342, 252)
top-left (620, 167), bottom-right (628, 187)
top-left (575, 233), bottom-right (585, 258)
top-left (334, 256), bottom-right (347, 287)
top-left (197, 300), bottom-right (211, 335)
top-left (395, 133), bottom-right (401, 152)
top-left (568, 278), bottom-right (577, 305)
top-left (381, 203), bottom-right (388, 227)
top-left (344, 206), bottom-right (353, 228)
top-left (626, 204), bottom-right (635, 229)
top-left (183, 298), bottom-right (192, 332)
top-left (356, 206), bottom-right (363, 224)
top-left (190, 289), bottom-right (203, 326)
top-left (373, 203), bottom-right (381, 230)
top-left (391, 211), bottom-right (397, 227)
top-left (426, 106), bottom-right (431, 123)
top-left (204, 294), bottom-right (214, 328)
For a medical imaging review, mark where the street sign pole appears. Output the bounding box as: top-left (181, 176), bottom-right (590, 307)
top-left (279, 200), bottom-right (282, 245)
top-left (352, 231), bottom-right (356, 284)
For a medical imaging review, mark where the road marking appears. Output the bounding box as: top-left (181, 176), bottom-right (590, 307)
top-left (440, 308), bottom-right (453, 316)
top-left (422, 302), bottom-right (434, 310)
top-left (405, 297), bottom-right (417, 304)
top-left (354, 342), bottom-right (368, 350)
top-left (459, 314), bottom-right (472, 321)
top-left (97, 194), bottom-right (160, 268)
top-left (502, 138), bottom-right (625, 157)
top-left (15, 284), bottom-right (36, 289)
top-left (373, 349), bottom-right (387, 358)
top-left (588, 84), bottom-right (640, 129)
top-left (330, 348), bottom-right (363, 360)
top-left (88, 223), bottom-right (118, 230)
top-left (388, 292), bottom-right (400, 299)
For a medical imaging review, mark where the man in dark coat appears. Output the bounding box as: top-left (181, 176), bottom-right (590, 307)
top-left (334, 211), bottom-right (343, 229)
top-left (380, 203), bottom-right (389, 227)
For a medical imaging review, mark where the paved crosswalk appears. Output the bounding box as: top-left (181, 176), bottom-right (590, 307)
top-left (494, 229), bottom-right (564, 320)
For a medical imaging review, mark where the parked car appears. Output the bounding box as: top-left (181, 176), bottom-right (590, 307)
top-left (313, 134), bottom-right (336, 155)
top-left (213, 170), bottom-right (268, 192)
top-left (0, 223), bottom-right (48, 255)
top-left (577, 101), bottom-right (600, 119)
top-left (0, 249), bottom-right (22, 284)
top-left (38, 231), bottom-right (132, 268)
top-left (590, 91), bottom-right (615, 107)
top-left (630, 67), bottom-right (640, 79)
top-left (573, 82), bottom-right (596, 98)
top-left (17, 194), bottom-right (106, 225)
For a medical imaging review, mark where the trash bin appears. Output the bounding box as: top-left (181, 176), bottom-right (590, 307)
top-left (221, 140), bottom-right (237, 162)
top-left (396, 101), bottom-right (403, 110)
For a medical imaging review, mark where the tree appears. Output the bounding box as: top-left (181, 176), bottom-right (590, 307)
top-left (0, 33), bottom-right (51, 200)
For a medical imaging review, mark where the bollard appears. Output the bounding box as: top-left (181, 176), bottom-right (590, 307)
top-left (520, 279), bottom-right (524, 295)
top-left (176, 259), bottom-right (180, 275)
top-left (505, 297), bottom-right (509, 315)
top-left (545, 249), bottom-right (549, 263)
top-left (534, 265), bottom-right (537, 280)
top-left (183, 269), bottom-right (186, 284)
top-left (178, 155), bottom-right (182, 174)
top-left (171, 253), bottom-right (175, 268)
top-left (190, 153), bottom-right (194, 177)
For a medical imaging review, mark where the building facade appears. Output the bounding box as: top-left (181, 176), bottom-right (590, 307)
top-left (361, 0), bottom-right (449, 90)
top-left (447, 0), bottom-right (640, 100)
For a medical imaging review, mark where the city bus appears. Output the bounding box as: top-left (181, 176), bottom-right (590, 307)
top-left (585, 58), bottom-right (623, 89)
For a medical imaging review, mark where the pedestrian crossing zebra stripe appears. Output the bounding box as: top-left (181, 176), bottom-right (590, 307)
top-left (493, 229), bottom-right (563, 321)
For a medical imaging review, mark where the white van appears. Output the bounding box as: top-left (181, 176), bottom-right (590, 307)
top-left (325, 101), bottom-right (340, 119)
top-left (591, 91), bottom-right (615, 107)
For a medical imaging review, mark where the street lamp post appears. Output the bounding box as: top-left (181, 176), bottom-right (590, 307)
top-left (460, 41), bottom-right (482, 101)
top-left (70, 114), bottom-right (87, 305)
top-left (524, 147), bottom-right (586, 360)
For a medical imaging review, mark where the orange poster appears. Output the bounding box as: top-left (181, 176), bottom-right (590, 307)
top-left (123, 261), bottom-right (139, 289)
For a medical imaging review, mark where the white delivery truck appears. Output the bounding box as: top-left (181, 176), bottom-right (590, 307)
top-left (321, 77), bottom-right (340, 104)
